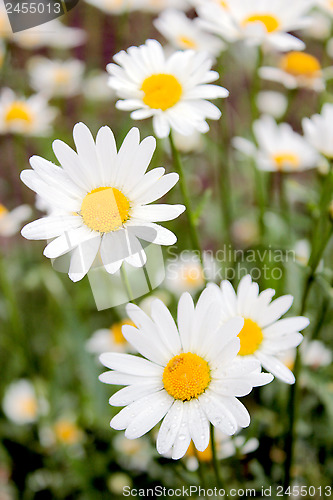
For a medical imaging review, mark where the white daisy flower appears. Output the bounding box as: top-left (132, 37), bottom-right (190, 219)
top-left (302, 103), bottom-right (333, 158)
top-left (208, 274), bottom-right (310, 384)
top-left (83, 71), bottom-right (116, 102)
top-left (256, 91), bottom-right (288, 120)
top-left (302, 10), bottom-right (331, 40)
top-left (20, 123), bottom-right (185, 282)
top-left (233, 115), bottom-right (319, 172)
top-left (259, 51), bottom-right (325, 92)
top-left (154, 9), bottom-right (225, 57)
top-left (196, 0), bottom-right (313, 52)
top-left (99, 288), bottom-right (273, 459)
top-left (0, 203), bottom-right (31, 237)
top-left (86, 319), bottom-right (136, 355)
top-left (12, 20), bottom-right (86, 50)
top-left (2, 380), bottom-right (45, 425)
top-left (107, 39), bottom-right (229, 139)
top-left (28, 57), bottom-right (85, 98)
top-left (0, 88), bottom-right (57, 136)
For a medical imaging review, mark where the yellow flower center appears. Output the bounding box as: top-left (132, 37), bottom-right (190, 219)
top-left (187, 440), bottom-right (213, 462)
top-left (5, 101), bottom-right (33, 126)
top-left (242, 13), bottom-right (280, 33)
top-left (141, 74), bottom-right (182, 111)
top-left (80, 187), bottom-right (130, 233)
top-left (54, 420), bottom-right (81, 444)
top-left (163, 352), bottom-right (211, 401)
top-left (272, 152), bottom-right (300, 170)
top-left (177, 36), bottom-right (197, 49)
top-left (20, 397), bottom-right (38, 418)
top-left (280, 52), bottom-right (321, 78)
top-left (237, 319), bottom-right (263, 356)
top-left (0, 203), bottom-right (8, 218)
top-left (110, 319), bottom-right (135, 345)
top-left (54, 68), bottom-right (70, 85)
top-left (182, 265), bottom-right (204, 287)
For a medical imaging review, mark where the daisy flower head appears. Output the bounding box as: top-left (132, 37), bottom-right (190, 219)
top-left (196, 0), bottom-right (313, 52)
top-left (259, 51), bottom-right (325, 92)
top-left (20, 123), bottom-right (185, 282)
top-left (107, 39), bottom-right (229, 139)
top-left (302, 104), bottom-right (333, 158)
top-left (12, 19), bottom-right (86, 50)
top-left (28, 57), bottom-right (85, 98)
top-left (208, 275), bottom-right (310, 384)
top-left (153, 9), bottom-right (225, 57)
top-left (2, 379), bottom-right (45, 425)
top-left (0, 88), bottom-right (57, 136)
top-left (0, 203), bottom-right (31, 237)
top-left (86, 319), bottom-right (136, 355)
top-left (256, 91), bottom-right (288, 119)
top-left (99, 288), bottom-right (273, 459)
top-left (233, 115), bottom-right (319, 172)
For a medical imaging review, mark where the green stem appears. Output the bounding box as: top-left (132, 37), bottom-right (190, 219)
top-left (169, 132), bottom-right (203, 262)
top-left (210, 424), bottom-right (223, 488)
top-left (249, 46), bottom-right (263, 121)
top-left (120, 266), bottom-right (137, 305)
top-left (252, 161), bottom-right (266, 239)
top-left (283, 173), bottom-right (333, 487)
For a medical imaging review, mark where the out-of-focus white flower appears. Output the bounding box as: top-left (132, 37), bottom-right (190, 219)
top-left (113, 434), bottom-right (153, 471)
top-left (154, 9), bottom-right (225, 57)
top-left (12, 20), bottom-right (86, 50)
top-left (260, 52), bottom-right (325, 92)
top-left (301, 339), bottom-right (332, 368)
top-left (256, 91), bottom-right (288, 119)
top-left (232, 217), bottom-right (259, 247)
top-left (303, 103), bottom-right (333, 158)
top-left (108, 473), bottom-right (132, 495)
top-left (83, 71), bottom-right (116, 102)
top-left (107, 39), bottom-right (228, 138)
top-left (184, 430), bottom-right (259, 470)
top-left (28, 57), bottom-right (85, 98)
top-left (53, 418), bottom-right (83, 445)
top-left (21, 123), bottom-right (184, 282)
top-left (294, 239), bottom-right (311, 266)
top-left (280, 340), bottom-right (332, 371)
top-left (164, 251), bottom-right (218, 296)
top-left (316, 0), bottom-right (333, 16)
top-left (209, 274), bottom-right (310, 384)
top-left (0, 203), bottom-right (31, 236)
top-left (233, 115), bottom-right (319, 172)
top-left (302, 10), bottom-right (331, 40)
top-left (197, 0), bottom-right (313, 52)
top-left (169, 129), bottom-right (205, 154)
top-left (2, 380), bottom-right (45, 425)
top-left (86, 319), bottom-right (135, 355)
top-left (0, 88), bottom-right (57, 136)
